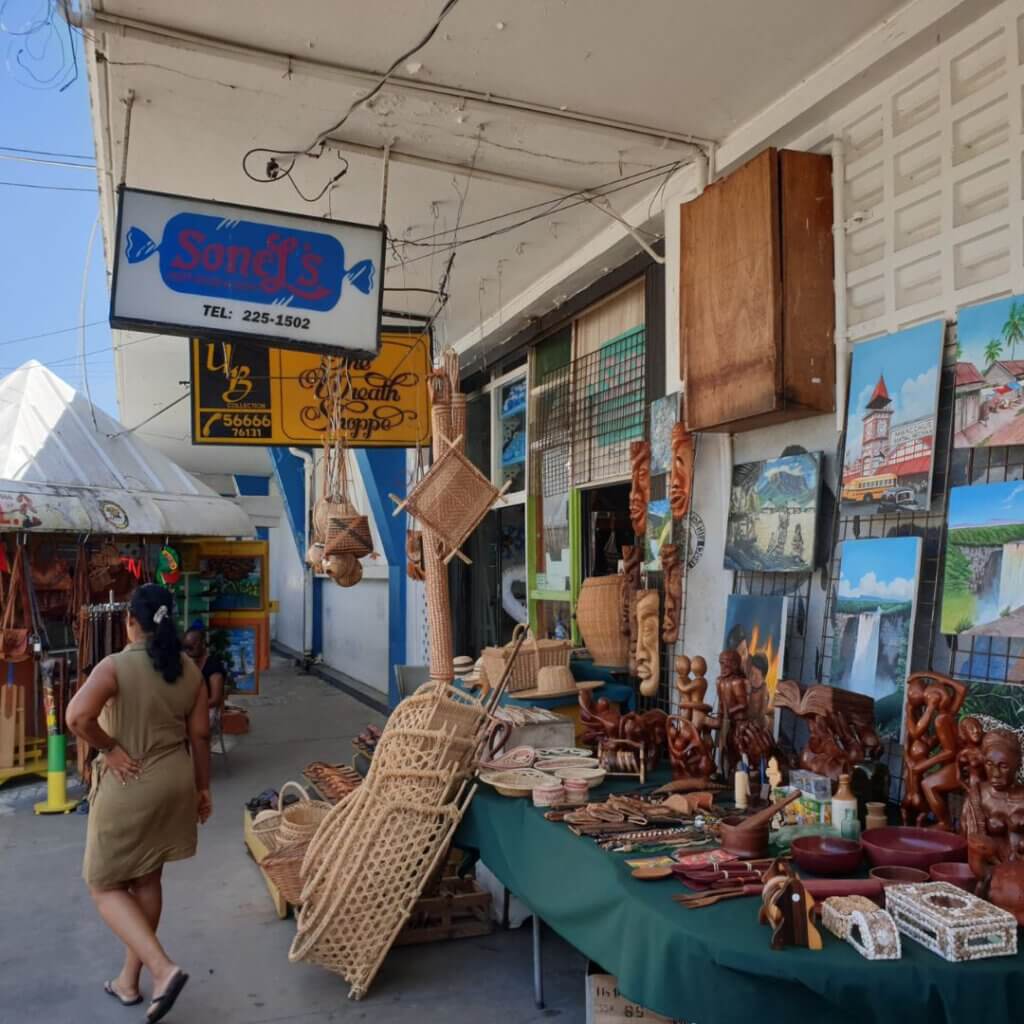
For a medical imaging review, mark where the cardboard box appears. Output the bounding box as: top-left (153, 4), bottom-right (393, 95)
top-left (789, 769), bottom-right (832, 801)
top-left (771, 786), bottom-right (831, 826)
top-left (586, 964), bottom-right (688, 1024)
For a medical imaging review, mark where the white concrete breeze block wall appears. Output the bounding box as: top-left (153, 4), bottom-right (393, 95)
top-left (791, 0), bottom-right (1024, 339)
top-left (678, 0), bottom-right (1024, 672)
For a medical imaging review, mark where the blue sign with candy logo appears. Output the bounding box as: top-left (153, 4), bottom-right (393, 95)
top-left (124, 212), bottom-right (375, 312)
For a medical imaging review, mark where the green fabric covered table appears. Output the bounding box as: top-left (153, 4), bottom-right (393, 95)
top-left (455, 779), bottom-right (1024, 1024)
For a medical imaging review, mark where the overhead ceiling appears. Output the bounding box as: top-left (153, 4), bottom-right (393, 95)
top-left (81, 0), bottom-right (965, 475)
top-left (96, 0), bottom-right (909, 141)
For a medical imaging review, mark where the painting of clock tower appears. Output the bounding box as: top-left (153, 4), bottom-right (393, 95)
top-left (862, 374), bottom-right (893, 472)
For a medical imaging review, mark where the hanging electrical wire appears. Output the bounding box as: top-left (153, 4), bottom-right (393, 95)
top-left (0, 179), bottom-right (96, 192)
top-left (240, 0), bottom-right (462, 202)
top-left (385, 160), bottom-right (687, 271)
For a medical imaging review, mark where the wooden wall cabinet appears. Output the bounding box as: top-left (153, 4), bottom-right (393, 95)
top-left (680, 148), bottom-right (835, 433)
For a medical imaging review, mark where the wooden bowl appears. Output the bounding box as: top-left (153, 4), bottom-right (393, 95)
top-left (790, 835), bottom-right (863, 876)
top-left (929, 861), bottom-right (978, 892)
top-left (719, 816), bottom-right (769, 859)
top-left (860, 827), bottom-right (967, 869)
top-left (869, 865), bottom-right (930, 887)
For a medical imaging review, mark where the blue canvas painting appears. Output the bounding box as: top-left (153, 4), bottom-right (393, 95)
top-left (831, 536), bottom-right (921, 735)
top-left (954, 296), bottom-right (1024, 448)
top-left (841, 322), bottom-right (943, 516)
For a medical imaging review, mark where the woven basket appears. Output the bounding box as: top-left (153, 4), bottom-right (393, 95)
top-left (261, 840), bottom-right (309, 906)
top-left (480, 633), bottom-right (572, 693)
top-left (325, 509), bottom-right (373, 559)
top-left (251, 809), bottom-right (282, 853)
top-left (576, 576), bottom-right (629, 667)
top-left (278, 781), bottom-right (332, 846)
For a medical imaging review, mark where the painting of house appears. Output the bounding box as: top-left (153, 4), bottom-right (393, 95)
top-left (954, 296), bottom-right (1024, 447)
top-left (954, 362), bottom-right (985, 438)
top-left (841, 322), bottom-right (943, 516)
top-left (830, 536), bottom-right (922, 736)
top-left (941, 481), bottom-right (1024, 639)
top-left (724, 452), bottom-right (820, 572)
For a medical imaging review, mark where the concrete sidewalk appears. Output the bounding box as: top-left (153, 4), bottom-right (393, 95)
top-left (0, 657), bottom-right (586, 1024)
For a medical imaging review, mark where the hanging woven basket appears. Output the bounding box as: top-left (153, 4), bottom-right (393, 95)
top-left (324, 504), bottom-right (373, 559)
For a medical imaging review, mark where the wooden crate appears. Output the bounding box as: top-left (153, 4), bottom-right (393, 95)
top-left (394, 875), bottom-right (493, 946)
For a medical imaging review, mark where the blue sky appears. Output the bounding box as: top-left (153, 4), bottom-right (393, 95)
top-left (838, 537), bottom-right (921, 602)
top-left (844, 320), bottom-right (943, 463)
top-left (0, 15), bottom-right (116, 414)
top-left (958, 295), bottom-right (1020, 373)
top-left (949, 480), bottom-right (1024, 529)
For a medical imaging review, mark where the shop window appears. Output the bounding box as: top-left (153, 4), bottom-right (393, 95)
top-left (494, 373), bottom-right (527, 498)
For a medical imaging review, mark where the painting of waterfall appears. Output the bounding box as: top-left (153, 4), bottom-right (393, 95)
top-left (941, 481), bottom-right (1024, 638)
top-left (831, 536), bottom-right (922, 735)
top-left (724, 452), bottom-right (821, 572)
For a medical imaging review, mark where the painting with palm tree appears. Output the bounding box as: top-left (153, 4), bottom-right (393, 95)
top-left (955, 296), bottom-right (1024, 447)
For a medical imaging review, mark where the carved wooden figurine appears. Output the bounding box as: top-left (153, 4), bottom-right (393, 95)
top-left (622, 708), bottom-right (669, 774)
top-left (774, 680), bottom-right (880, 781)
top-left (635, 589), bottom-right (661, 697)
top-left (707, 650), bottom-right (779, 777)
top-left (628, 440), bottom-right (651, 538)
top-left (579, 689), bottom-right (623, 750)
top-left (675, 655), bottom-right (711, 732)
top-left (660, 543), bottom-right (682, 645)
top-left (759, 863), bottom-right (822, 951)
top-left (964, 728), bottom-right (1024, 873)
top-left (901, 673), bottom-right (967, 830)
top-left (667, 715), bottom-right (716, 780)
top-left (668, 421), bottom-right (695, 521)
top-left (620, 544), bottom-right (642, 638)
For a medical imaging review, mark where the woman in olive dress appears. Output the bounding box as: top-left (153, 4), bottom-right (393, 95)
top-left (67, 583), bottom-right (211, 1023)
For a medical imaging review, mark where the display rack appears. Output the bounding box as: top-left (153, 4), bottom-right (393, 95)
top-left (817, 344), bottom-right (958, 799)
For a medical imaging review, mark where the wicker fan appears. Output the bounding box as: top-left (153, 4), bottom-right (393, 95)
top-left (390, 435), bottom-right (510, 565)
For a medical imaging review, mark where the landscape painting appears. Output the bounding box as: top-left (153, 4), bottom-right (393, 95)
top-left (942, 481), bottom-right (1024, 639)
top-left (841, 322), bottom-right (943, 516)
top-left (724, 452), bottom-right (820, 572)
top-left (954, 296), bottom-right (1024, 448)
top-left (722, 594), bottom-right (788, 699)
top-left (644, 497), bottom-right (672, 572)
top-left (831, 536), bottom-right (921, 735)
top-left (649, 393), bottom-right (678, 475)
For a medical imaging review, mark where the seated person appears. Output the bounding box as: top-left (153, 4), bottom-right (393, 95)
top-left (183, 626), bottom-right (227, 724)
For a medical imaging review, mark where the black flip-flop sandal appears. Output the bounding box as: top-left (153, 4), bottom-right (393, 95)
top-left (104, 980), bottom-right (143, 1007)
top-left (145, 970), bottom-right (188, 1023)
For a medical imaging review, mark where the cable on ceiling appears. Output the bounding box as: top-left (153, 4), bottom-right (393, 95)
top-left (240, 0), bottom-right (462, 202)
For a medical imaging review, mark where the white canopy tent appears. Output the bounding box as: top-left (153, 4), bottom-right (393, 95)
top-left (0, 361), bottom-right (253, 537)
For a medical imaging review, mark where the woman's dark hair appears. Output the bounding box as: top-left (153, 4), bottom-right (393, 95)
top-left (129, 583), bottom-right (183, 683)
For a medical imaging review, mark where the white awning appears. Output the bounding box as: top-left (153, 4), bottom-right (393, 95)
top-left (0, 361), bottom-right (253, 537)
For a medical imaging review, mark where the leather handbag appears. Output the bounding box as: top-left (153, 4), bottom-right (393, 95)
top-left (0, 549), bottom-right (31, 662)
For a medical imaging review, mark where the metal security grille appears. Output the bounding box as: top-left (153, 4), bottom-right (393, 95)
top-left (570, 326), bottom-right (646, 486)
top-left (532, 363), bottom-right (571, 497)
top-left (818, 340), bottom-right (957, 797)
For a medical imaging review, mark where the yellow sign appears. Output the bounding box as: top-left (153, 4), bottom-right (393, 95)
top-left (190, 331), bottom-right (431, 447)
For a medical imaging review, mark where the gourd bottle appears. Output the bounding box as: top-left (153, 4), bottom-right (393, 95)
top-left (832, 774), bottom-right (859, 836)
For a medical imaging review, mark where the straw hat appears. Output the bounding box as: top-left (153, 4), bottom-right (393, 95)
top-left (508, 665), bottom-right (603, 701)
